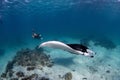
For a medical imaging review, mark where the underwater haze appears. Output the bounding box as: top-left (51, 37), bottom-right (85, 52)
top-left (0, 0), bottom-right (120, 80)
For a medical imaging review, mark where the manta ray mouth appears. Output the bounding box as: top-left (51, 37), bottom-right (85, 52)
top-left (39, 41), bottom-right (95, 58)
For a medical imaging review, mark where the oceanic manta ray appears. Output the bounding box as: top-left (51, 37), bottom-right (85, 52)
top-left (39, 41), bottom-right (95, 58)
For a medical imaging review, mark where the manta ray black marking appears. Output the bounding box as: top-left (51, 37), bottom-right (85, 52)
top-left (67, 44), bottom-right (88, 53)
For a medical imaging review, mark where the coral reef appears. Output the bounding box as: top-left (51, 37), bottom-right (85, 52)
top-left (64, 72), bottom-right (72, 80)
top-left (0, 46), bottom-right (74, 80)
top-left (0, 47), bottom-right (54, 80)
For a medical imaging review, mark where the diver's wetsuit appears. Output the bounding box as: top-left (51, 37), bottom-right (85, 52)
top-left (32, 33), bottom-right (41, 39)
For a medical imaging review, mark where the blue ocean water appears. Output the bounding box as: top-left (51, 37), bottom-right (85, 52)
top-left (0, 0), bottom-right (120, 80)
top-left (0, 0), bottom-right (120, 43)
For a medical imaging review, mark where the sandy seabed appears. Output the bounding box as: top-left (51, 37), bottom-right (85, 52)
top-left (0, 36), bottom-right (120, 80)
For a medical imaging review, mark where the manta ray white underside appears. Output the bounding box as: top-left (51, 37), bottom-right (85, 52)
top-left (39, 41), bottom-right (95, 58)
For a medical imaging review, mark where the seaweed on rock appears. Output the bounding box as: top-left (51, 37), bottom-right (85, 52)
top-left (13, 47), bottom-right (53, 67)
top-left (64, 72), bottom-right (72, 80)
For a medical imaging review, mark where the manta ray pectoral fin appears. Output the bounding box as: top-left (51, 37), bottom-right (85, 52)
top-left (39, 41), bottom-right (95, 58)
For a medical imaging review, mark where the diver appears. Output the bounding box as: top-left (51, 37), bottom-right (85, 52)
top-left (32, 30), bottom-right (43, 40)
